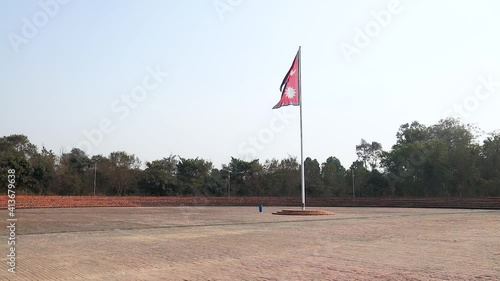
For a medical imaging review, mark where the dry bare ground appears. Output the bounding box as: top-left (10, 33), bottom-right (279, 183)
top-left (0, 206), bottom-right (498, 280)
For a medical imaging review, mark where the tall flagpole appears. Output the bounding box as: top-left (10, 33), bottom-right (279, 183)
top-left (298, 46), bottom-right (305, 210)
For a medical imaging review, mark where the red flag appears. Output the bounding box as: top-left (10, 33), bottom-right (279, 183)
top-left (273, 49), bottom-right (300, 109)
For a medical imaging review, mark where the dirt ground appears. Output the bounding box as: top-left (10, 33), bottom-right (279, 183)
top-left (0, 207), bottom-right (498, 280)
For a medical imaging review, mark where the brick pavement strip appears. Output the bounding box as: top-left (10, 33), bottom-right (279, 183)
top-left (2, 196), bottom-right (500, 209)
top-left (0, 207), bottom-right (498, 280)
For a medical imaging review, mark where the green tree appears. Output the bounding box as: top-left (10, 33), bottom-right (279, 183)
top-left (395, 121), bottom-right (430, 147)
top-left (204, 168), bottom-right (226, 196)
top-left (31, 147), bottom-right (56, 195)
top-left (261, 159), bottom-right (282, 196)
top-left (321, 156), bottom-right (347, 196)
top-left (279, 156), bottom-right (300, 197)
top-left (226, 157), bottom-right (262, 196)
top-left (356, 139), bottom-right (383, 170)
top-left (90, 155), bottom-right (113, 195)
top-left (54, 148), bottom-right (92, 195)
top-left (108, 151), bottom-right (141, 195)
top-left (176, 157), bottom-right (213, 195)
top-left (304, 157), bottom-right (323, 196)
top-left (348, 160), bottom-right (369, 197)
top-left (478, 131), bottom-right (500, 196)
top-left (0, 135), bottom-right (38, 194)
top-left (140, 155), bottom-right (178, 195)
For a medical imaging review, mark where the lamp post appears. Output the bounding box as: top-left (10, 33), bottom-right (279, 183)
top-left (93, 161), bottom-right (97, 196)
top-left (222, 169), bottom-right (244, 197)
top-left (222, 169), bottom-right (231, 197)
top-left (352, 167), bottom-right (355, 198)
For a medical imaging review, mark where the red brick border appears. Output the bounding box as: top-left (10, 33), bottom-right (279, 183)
top-left (2, 196), bottom-right (499, 209)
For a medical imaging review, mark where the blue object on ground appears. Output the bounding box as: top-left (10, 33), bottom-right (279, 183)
top-left (259, 204), bottom-right (263, 212)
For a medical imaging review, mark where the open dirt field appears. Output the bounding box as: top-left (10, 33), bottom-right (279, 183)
top-left (0, 207), bottom-right (498, 280)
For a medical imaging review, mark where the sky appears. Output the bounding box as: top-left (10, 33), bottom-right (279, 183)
top-left (1, 0), bottom-right (500, 169)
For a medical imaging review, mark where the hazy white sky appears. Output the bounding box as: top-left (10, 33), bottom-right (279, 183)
top-left (1, 0), bottom-right (500, 168)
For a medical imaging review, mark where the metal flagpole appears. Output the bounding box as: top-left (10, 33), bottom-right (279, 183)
top-left (352, 168), bottom-right (355, 198)
top-left (298, 46), bottom-right (305, 210)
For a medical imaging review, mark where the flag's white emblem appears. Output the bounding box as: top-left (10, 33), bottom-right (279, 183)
top-left (285, 87), bottom-right (296, 99)
top-left (290, 69), bottom-right (296, 76)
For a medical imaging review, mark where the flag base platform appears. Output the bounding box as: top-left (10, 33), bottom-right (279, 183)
top-left (272, 209), bottom-right (334, 216)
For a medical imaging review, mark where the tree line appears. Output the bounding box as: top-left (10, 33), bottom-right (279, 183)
top-left (1, 118), bottom-right (499, 197)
